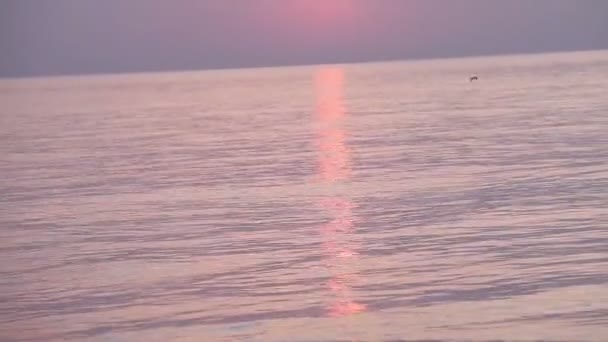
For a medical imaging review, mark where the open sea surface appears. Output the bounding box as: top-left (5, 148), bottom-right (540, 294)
top-left (1, 50), bottom-right (608, 341)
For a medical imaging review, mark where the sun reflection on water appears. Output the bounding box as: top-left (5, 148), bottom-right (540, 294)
top-left (314, 67), bottom-right (367, 317)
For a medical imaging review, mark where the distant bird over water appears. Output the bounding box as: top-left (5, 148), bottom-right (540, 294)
top-left (469, 75), bottom-right (479, 82)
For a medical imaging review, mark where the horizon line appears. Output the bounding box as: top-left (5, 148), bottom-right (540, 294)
top-left (1, 47), bottom-right (607, 81)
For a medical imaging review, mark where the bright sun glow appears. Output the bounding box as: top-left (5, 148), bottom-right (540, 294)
top-left (286, 0), bottom-right (362, 28)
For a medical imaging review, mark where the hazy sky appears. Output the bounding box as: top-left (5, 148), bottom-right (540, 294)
top-left (1, 0), bottom-right (607, 77)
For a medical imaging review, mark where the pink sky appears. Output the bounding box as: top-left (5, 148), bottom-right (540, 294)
top-left (1, 0), bottom-right (607, 77)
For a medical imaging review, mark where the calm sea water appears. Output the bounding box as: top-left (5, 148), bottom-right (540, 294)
top-left (1, 51), bottom-right (607, 341)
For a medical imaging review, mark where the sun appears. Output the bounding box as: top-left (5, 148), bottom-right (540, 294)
top-left (285, 0), bottom-right (362, 27)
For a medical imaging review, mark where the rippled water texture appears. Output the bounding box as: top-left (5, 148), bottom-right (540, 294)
top-left (1, 51), bottom-right (608, 341)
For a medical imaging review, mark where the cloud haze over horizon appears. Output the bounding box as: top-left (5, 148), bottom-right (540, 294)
top-left (1, 0), bottom-right (608, 77)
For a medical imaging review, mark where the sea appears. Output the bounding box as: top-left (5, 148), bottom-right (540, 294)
top-left (1, 50), bottom-right (607, 342)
